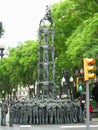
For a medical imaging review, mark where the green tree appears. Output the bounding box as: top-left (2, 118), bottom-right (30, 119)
top-left (0, 40), bottom-right (38, 97)
top-left (66, 13), bottom-right (98, 68)
top-left (52, 0), bottom-right (98, 77)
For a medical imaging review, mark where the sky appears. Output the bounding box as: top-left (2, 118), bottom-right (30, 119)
top-left (0, 0), bottom-right (60, 48)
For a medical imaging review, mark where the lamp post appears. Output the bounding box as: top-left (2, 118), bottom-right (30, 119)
top-left (35, 81), bottom-right (38, 97)
top-left (80, 68), bottom-right (84, 78)
top-left (0, 48), bottom-right (5, 62)
top-left (70, 76), bottom-right (74, 100)
top-left (29, 85), bottom-right (34, 99)
top-left (12, 89), bottom-right (15, 100)
top-left (61, 77), bottom-right (66, 98)
top-left (63, 69), bottom-right (70, 99)
top-left (2, 90), bottom-right (5, 101)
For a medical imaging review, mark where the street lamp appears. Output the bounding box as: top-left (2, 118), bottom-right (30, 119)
top-left (61, 76), bottom-right (68, 98)
top-left (63, 69), bottom-right (70, 99)
top-left (29, 85), bottom-right (34, 99)
top-left (2, 90), bottom-right (5, 101)
top-left (75, 69), bottom-right (80, 76)
top-left (70, 76), bottom-right (74, 100)
top-left (61, 77), bottom-right (66, 86)
top-left (80, 68), bottom-right (84, 77)
top-left (35, 81), bottom-right (38, 96)
top-left (0, 42), bottom-right (5, 61)
top-left (12, 88), bottom-right (15, 100)
top-left (0, 48), bottom-right (5, 61)
top-left (70, 76), bottom-right (74, 82)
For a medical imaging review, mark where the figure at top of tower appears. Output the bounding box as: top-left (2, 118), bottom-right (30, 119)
top-left (39, 6), bottom-right (53, 27)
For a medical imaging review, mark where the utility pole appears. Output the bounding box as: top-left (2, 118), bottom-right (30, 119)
top-left (84, 58), bottom-right (96, 130)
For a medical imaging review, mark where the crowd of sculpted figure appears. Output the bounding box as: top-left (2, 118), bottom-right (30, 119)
top-left (1, 100), bottom-right (8, 126)
top-left (8, 97), bottom-right (83, 126)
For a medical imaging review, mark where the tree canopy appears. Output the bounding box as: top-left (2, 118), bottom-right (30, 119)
top-left (52, 0), bottom-right (98, 75)
top-left (0, 40), bottom-right (38, 96)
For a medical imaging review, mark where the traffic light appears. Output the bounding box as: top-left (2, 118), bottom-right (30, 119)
top-left (76, 77), bottom-right (83, 92)
top-left (78, 85), bottom-right (83, 91)
top-left (84, 58), bottom-right (96, 81)
top-left (76, 77), bottom-right (79, 92)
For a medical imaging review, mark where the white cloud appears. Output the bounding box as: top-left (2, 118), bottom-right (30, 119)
top-left (0, 0), bottom-right (60, 48)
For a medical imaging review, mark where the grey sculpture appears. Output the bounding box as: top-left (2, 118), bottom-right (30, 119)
top-left (1, 100), bottom-right (8, 126)
top-left (37, 6), bottom-right (55, 97)
top-left (9, 102), bottom-right (14, 126)
top-left (33, 102), bottom-right (39, 124)
top-left (46, 100), bottom-right (53, 124)
top-left (28, 101), bottom-right (33, 125)
top-left (7, 6), bottom-right (84, 126)
top-left (38, 100), bottom-right (46, 124)
top-left (8, 98), bottom-right (84, 125)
